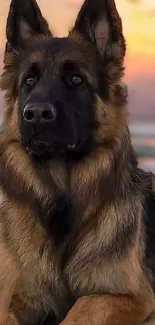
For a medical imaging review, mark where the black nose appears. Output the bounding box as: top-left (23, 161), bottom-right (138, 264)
top-left (23, 103), bottom-right (56, 124)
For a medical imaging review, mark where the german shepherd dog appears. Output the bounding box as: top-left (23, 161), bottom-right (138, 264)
top-left (0, 0), bottom-right (155, 324)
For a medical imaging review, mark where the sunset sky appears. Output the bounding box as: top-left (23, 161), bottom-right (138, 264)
top-left (0, 0), bottom-right (155, 120)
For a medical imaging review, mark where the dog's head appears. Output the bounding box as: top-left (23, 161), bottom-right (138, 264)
top-left (1, 0), bottom-right (127, 161)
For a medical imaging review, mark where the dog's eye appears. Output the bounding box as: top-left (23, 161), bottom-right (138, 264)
top-left (71, 74), bottom-right (83, 85)
top-left (25, 76), bottom-right (36, 88)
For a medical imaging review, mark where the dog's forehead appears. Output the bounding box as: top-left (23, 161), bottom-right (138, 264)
top-left (25, 37), bottom-right (95, 68)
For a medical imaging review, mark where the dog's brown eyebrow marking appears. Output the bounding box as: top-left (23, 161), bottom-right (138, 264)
top-left (18, 61), bottom-right (42, 89)
top-left (30, 51), bottom-right (44, 64)
top-left (61, 59), bottom-right (97, 88)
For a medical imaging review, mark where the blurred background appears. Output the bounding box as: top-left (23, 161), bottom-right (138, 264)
top-left (0, 0), bottom-right (155, 172)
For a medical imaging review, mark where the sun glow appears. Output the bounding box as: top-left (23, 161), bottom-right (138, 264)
top-left (0, 0), bottom-right (155, 119)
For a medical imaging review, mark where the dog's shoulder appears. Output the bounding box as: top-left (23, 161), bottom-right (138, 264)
top-left (143, 170), bottom-right (155, 228)
top-left (142, 170), bottom-right (155, 290)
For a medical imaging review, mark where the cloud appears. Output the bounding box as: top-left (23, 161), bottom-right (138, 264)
top-left (127, 0), bottom-right (141, 3)
top-left (128, 74), bottom-right (155, 119)
top-left (0, 0), bottom-right (155, 122)
top-left (145, 9), bottom-right (155, 17)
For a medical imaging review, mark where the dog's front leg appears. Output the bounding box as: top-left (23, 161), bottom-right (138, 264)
top-left (0, 239), bottom-right (20, 325)
top-left (59, 295), bottom-right (153, 325)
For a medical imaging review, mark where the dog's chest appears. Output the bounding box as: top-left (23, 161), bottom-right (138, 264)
top-left (18, 240), bottom-right (103, 325)
top-left (3, 198), bottom-right (103, 322)
top-left (17, 233), bottom-right (71, 323)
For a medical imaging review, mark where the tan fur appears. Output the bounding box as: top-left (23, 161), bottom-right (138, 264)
top-left (60, 295), bottom-right (153, 325)
top-left (0, 82), bottom-right (154, 325)
top-left (0, 87), bottom-right (154, 324)
top-left (0, 0), bottom-right (154, 324)
top-left (0, 70), bottom-right (154, 325)
top-left (0, 212), bottom-right (19, 325)
top-left (144, 312), bottom-right (155, 325)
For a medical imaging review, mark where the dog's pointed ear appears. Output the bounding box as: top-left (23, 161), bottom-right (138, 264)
top-left (6, 0), bottom-right (52, 53)
top-left (71, 0), bottom-right (125, 60)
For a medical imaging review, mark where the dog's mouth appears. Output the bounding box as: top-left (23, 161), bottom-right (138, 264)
top-left (26, 139), bottom-right (54, 156)
top-left (27, 141), bottom-right (77, 155)
top-left (22, 133), bottom-right (78, 158)
top-left (67, 144), bottom-right (77, 151)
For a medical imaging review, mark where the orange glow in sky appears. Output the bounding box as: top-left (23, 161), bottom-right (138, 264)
top-left (0, 0), bottom-right (155, 119)
top-left (0, 0), bottom-right (155, 55)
